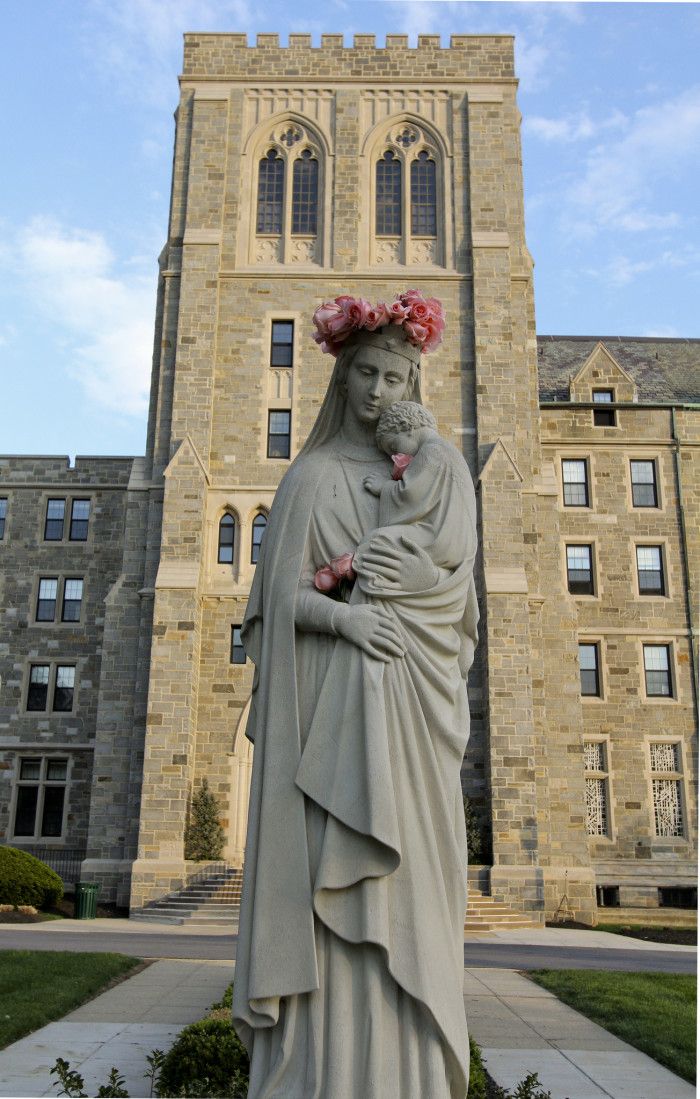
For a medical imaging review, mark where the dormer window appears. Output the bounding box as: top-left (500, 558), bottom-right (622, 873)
top-left (593, 390), bottom-right (616, 427)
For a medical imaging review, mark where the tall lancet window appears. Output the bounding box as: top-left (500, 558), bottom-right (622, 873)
top-left (256, 150), bottom-right (284, 235)
top-left (217, 514), bottom-right (236, 565)
top-left (292, 150), bottom-right (318, 235)
top-left (376, 151), bottom-right (402, 236)
top-left (411, 151), bottom-right (437, 237)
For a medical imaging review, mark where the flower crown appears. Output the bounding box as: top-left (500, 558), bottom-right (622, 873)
top-left (312, 290), bottom-right (446, 358)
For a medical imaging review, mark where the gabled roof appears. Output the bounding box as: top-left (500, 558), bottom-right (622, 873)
top-left (537, 336), bottom-right (700, 403)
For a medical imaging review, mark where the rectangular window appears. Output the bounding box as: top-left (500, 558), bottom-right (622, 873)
top-left (566, 545), bottom-right (594, 595)
top-left (231, 625), bottom-right (246, 665)
top-left (579, 643), bottom-right (600, 697)
top-left (13, 756), bottom-right (68, 839)
top-left (562, 459), bottom-right (589, 507)
top-left (630, 460), bottom-right (658, 507)
top-left (593, 389), bottom-right (616, 426)
top-left (27, 665), bottom-right (50, 711)
top-left (69, 499), bottom-right (90, 541)
top-left (644, 644), bottom-right (672, 697)
top-left (636, 546), bottom-right (664, 595)
top-left (267, 410), bottom-right (291, 459)
top-left (61, 578), bottom-right (84, 622)
top-left (36, 578), bottom-right (58, 622)
top-left (650, 745), bottom-right (684, 838)
top-left (584, 741), bottom-right (610, 837)
top-left (44, 498), bottom-right (65, 541)
top-left (0, 497), bottom-right (7, 539)
top-left (53, 666), bottom-right (75, 712)
top-left (270, 321), bottom-right (294, 367)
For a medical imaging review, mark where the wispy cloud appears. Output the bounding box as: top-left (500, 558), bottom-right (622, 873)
top-left (564, 85), bottom-right (700, 237)
top-left (641, 325), bottom-right (680, 338)
top-left (587, 244), bottom-right (700, 289)
top-left (83, 0), bottom-right (254, 106)
top-left (17, 217), bottom-right (156, 416)
top-left (525, 109), bottom-right (626, 143)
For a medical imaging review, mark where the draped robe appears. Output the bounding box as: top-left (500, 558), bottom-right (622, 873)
top-left (232, 434), bottom-right (478, 1099)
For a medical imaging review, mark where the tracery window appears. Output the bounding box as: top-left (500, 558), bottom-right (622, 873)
top-left (371, 123), bottom-right (442, 267)
top-left (650, 742), bottom-right (684, 837)
top-left (254, 122), bottom-right (322, 265)
top-left (584, 741), bottom-right (610, 837)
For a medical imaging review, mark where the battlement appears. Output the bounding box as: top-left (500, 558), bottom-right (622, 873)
top-left (182, 33), bottom-right (515, 82)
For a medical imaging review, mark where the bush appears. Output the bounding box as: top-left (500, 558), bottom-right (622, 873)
top-left (156, 1016), bottom-right (249, 1098)
top-left (184, 779), bottom-right (225, 861)
top-left (0, 847), bottom-right (63, 908)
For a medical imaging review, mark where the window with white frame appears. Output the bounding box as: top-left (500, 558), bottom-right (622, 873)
top-left (584, 741), bottom-right (610, 837)
top-left (26, 663), bottom-right (76, 713)
top-left (592, 389), bottom-right (616, 427)
top-left (578, 642), bottom-right (601, 697)
top-left (636, 546), bottom-right (665, 595)
top-left (372, 122), bottom-right (442, 266)
top-left (649, 742), bottom-right (684, 837)
top-left (566, 545), bottom-right (594, 595)
top-left (36, 578), bottom-right (59, 622)
top-left (254, 122), bottom-right (322, 265)
top-left (35, 577), bottom-right (84, 623)
top-left (12, 756), bottom-right (69, 839)
top-left (643, 644), bottom-right (673, 697)
top-left (562, 459), bottom-right (590, 507)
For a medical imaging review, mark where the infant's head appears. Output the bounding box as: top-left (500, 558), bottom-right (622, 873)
top-left (375, 401), bottom-right (438, 457)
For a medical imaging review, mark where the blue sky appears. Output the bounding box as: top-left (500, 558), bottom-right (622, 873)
top-left (2, 1), bottom-right (699, 457)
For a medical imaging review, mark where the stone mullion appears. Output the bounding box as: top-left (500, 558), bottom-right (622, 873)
top-left (332, 90), bottom-right (360, 271)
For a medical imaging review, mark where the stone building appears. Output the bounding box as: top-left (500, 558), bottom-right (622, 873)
top-left (0, 33), bottom-right (697, 922)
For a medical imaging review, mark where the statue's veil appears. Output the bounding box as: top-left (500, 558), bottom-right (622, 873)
top-left (299, 339), bottom-right (423, 457)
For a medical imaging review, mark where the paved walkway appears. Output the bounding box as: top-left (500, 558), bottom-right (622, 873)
top-left (0, 948), bottom-right (695, 1098)
top-left (465, 967), bottom-right (695, 1099)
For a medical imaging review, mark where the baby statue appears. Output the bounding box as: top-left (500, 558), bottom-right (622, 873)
top-left (362, 400), bottom-right (474, 579)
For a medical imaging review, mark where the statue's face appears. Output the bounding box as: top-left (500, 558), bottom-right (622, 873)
top-left (344, 347), bottom-right (412, 425)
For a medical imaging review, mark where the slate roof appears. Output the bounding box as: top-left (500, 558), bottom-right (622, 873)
top-left (536, 336), bottom-right (700, 404)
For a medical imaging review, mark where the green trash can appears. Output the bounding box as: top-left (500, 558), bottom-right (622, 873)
top-left (75, 882), bottom-right (100, 919)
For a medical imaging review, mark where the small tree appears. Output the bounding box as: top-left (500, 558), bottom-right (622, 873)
top-left (184, 778), bottom-right (225, 861)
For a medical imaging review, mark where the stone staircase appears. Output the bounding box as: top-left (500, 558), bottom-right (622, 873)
top-left (464, 886), bottom-right (541, 933)
top-left (133, 867), bottom-right (540, 932)
top-left (131, 867), bottom-right (243, 925)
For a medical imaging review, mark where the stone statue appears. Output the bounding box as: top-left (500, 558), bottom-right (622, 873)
top-left (232, 292), bottom-right (479, 1099)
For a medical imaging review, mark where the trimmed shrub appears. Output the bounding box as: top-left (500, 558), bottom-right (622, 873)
top-left (156, 1016), bottom-right (249, 1098)
top-left (468, 1036), bottom-right (488, 1098)
top-left (0, 847), bottom-right (63, 908)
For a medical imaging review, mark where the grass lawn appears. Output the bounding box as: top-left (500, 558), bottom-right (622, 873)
top-left (0, 950), bottom-right (145, 1049)
top-left (528, 969), bottom-right (696, 1084)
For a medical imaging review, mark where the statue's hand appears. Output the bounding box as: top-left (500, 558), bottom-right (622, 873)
top-left (334, 604), bottom-right (406, 663)
top-left (354, 534), bottom-right (439, 593)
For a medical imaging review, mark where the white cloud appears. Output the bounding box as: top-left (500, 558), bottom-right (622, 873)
top-left (565, 85), bottom-right (700, 237)
top-left (641, 325), bottom-right (680, 338)
top-left (83, 0), bottom-right (254, 106)
top-left (524, 109), bottom-right (626, 143)
top-left (17, 217), bottom-right (155, 417)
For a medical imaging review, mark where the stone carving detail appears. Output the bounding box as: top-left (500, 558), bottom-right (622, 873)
top-left (289, 238), bottom-right (317, 264)
top-left (255, 237), bottom-right (282, 264)
top-left (268, 368), bottom-right (293, 400)
top-left (408, 238), bottom-right (438, 265)
top-left (375, 239), bottom-right (401, 265)
top-left (393, 125), bottom-right (418, 148)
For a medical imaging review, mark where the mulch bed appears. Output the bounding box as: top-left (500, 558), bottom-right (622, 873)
top-left (547, 918), bottom-right (696, 946)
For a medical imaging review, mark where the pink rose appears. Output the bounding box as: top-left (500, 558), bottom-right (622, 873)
top-left (364, 302), bottom-right (392, 331)
top-left (330, 552), bottom-right (356, 581)
top-left (342, 297), bottom-right (372, 328)
top-left (404, 319), bottom-right (430, 348)
top-left (314, 565), bottom-right (339, 592)
top-left (400, 288), bottom-right (425, 305)
top-left (387, 300), bottom-right (410, 324)
top-left (391, 453), bottom-right (414, 481)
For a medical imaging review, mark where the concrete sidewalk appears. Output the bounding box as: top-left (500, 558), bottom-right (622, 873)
top-left (465, 968), bottom-right (695, 1099)
top-left (0, 955), bottom-right (694, 1099)
top-left (0, 959), bottom-right (233, 1098)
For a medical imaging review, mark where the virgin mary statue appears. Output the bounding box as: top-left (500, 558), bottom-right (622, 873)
top-left (232, 292), bottom-right (479, 1099)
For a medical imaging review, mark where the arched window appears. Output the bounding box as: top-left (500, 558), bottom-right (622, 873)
top-left (410, 151), bottom-right (437, 237)
top-left (292, 151), bottom-right (318, 235)
top-left (256, 150), bottom-right (284, 235)
top-left (217, 514), bottom-right (235, 564)
top-left (251, 513), bottom-right (267, 564)
top-left (376, 151), bottom-right (402, 236)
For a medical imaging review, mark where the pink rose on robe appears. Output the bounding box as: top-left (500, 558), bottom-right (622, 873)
top-left (330, 552), bottom-right (356, 581)
top-left (391, 453), bottom-right (414, 481)
top-left (314, 565), bottom-right (339, 592)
